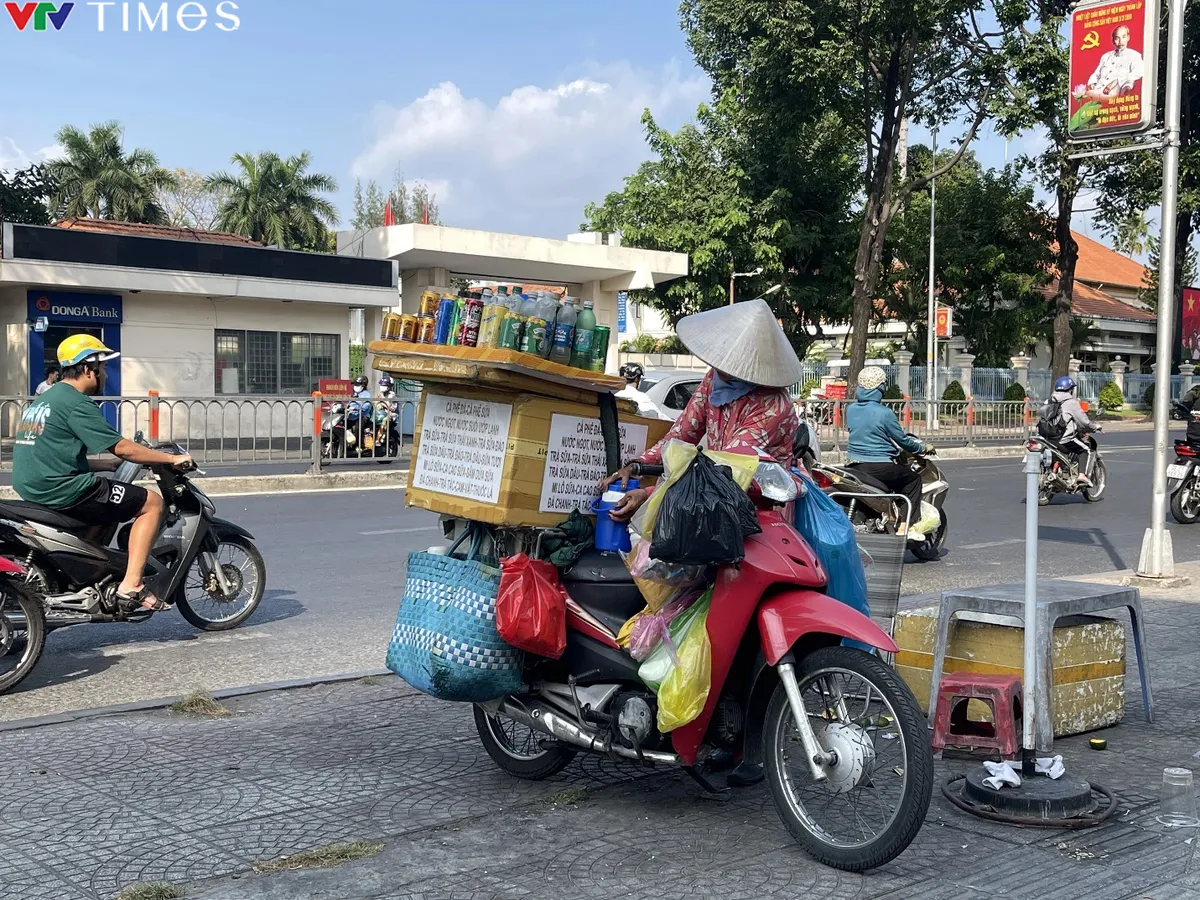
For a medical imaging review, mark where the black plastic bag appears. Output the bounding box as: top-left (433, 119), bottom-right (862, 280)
top-left (649, 452), bottom-right (762, 566)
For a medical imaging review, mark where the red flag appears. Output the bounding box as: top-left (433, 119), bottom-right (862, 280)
top-left (422, 203), bottom-right (429, 225)
top-left (383, 197), bottom-right (396, 227)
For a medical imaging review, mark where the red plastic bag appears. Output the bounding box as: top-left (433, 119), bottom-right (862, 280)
top-left (496, 554), bottom-right (567, 659)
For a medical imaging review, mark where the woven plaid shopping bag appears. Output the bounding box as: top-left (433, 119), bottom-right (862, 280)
top-left (386, 524), bottom-right (523, 702)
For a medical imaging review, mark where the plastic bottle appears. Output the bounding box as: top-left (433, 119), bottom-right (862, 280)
top-left (478, 286), bottom-right (505, 349)
top-left (570, 298), bottom-right (596, 369)
top-left (538, 293), bottom-right (560, 358)
top-left (520, 292), bottom-right (548, 355)
top-left (549, 296), bottom-right (577, 365)
top-left (498, 290), bottom-right (524, 350)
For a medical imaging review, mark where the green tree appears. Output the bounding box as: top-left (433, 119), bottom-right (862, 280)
top-left (0, 163), bottom-right (55, 225)
top-left (208, 151), bottom-right (338, 250)
top-left (885, 149), bottom-right (1055, 366)
top-left (351, 169), bottom-right (442, 229)
top-left (47, 121), bottom-right (178, 223)
top-left (680, 0), bottom-right (1007, 391)
top-left (585, 95), bottom-right (859, 356)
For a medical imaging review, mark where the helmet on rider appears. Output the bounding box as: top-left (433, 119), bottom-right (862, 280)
top-left (858, 366), bottom-right (888, 392)
top-left (1055, 376), bottom-right (1077, 393)
top-left (378, 374), bottom-right (393, 391)
top-left (619, 363), bottom-right (644, 385)
top-left (57, 334), bottom-right (120, 367)
top-left (353, 375), bottom-right (369, 390)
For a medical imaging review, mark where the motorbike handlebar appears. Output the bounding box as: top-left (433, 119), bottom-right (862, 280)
top-left (627, 462), bottom-right (664, 478)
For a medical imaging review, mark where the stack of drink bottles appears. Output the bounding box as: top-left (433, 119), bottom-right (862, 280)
top-left (381, 284), bottom-right (610, 373)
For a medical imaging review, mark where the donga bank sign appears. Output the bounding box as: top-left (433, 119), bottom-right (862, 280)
top-left (28, 291), bottom-right (123, 324)
top-left (4, 2), bottom-right (240, 32)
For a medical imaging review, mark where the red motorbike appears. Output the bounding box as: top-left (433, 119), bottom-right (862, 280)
top-left (469, 457), bottom-right (933, 872)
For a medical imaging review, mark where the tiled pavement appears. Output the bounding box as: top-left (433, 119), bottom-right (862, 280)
top-left (4, 588), bottom-right (1200, 899)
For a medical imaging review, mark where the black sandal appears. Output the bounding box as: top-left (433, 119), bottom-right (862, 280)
top-left (117, 586), bottom-right (169, 612)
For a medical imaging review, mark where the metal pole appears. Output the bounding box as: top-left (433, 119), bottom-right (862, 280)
top-left (926, 126), bottom-right (938, 431)
top-left (1139, 0), bottom-right (1187, 578)
top-left (1022, 449), bottom-right (1041, 773)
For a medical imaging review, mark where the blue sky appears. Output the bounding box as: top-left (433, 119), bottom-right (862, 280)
top-left (0, 0), bottom-right (1103, 244)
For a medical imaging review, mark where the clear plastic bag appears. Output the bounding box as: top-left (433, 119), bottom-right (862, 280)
top-left (638, 588), bottom-right (713, 732)
top-left (628, 586), bottom-right (704, 661)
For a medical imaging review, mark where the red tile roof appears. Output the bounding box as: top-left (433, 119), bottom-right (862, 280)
top-left (55, 217), bottom-right (261, 246)
top-left (1065, 230), bottom-right (1150, 290)
top-left (1039, 278), bottom-right (1155, 322)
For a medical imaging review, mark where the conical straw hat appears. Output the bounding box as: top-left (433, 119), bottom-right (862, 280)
top-left (675, 298), bottom-right (804, 388)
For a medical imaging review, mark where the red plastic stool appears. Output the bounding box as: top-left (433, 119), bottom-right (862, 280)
top-left (931, 672), bottom-right (1022, 757)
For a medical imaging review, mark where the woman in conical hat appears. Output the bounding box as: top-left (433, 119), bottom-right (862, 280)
top-left (603, 297), bottom-right (803, 514)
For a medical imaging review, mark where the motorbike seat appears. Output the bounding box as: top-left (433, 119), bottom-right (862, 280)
top-left (0, 500), bottom-right (88, 532)
top-left (843, 467), bottom-right (891, 493)
top-left (560, 548), bottom-right (645, 636)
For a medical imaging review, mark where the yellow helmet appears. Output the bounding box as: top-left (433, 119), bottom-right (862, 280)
top-left (57, 334), bottom-right (119, 367)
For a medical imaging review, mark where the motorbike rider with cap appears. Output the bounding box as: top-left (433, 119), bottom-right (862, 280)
top-left (844, 366), bottom-right (933, 537)
top-left (598, 297), bottom-right (804, 789)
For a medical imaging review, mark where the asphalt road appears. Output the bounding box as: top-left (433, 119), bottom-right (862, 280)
top-left (0, 425), bottom-right (1187, 723)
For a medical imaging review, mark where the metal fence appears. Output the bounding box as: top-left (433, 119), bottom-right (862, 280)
top-left (802, 399), bottom-right (1034, 448)
top-left (0, 394), bottom-right (420, 472)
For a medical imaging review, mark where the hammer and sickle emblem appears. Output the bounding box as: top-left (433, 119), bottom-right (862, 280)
top-left (1081, 30), bottom-right (1100, 50)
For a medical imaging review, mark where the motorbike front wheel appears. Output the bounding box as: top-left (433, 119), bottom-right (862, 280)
top-left (763, 646), bottom-right (933, 872)
top-left (1171, 475), bottom-right (1200, 524)
top-left (0, 577), bottom-right (46, 695)
top-left (174, 536), bottom-right (267, 632)
top-left (909, 509), bottom-right (947, 562)
top-left (1083, 458), bottom-right (1107, 502)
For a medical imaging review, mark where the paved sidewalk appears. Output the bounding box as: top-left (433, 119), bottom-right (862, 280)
top-left (4, 579), bottom-right (1200, 899)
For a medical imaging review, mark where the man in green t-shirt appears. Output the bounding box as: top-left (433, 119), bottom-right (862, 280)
top-left (13, 335), bottom-right (193, 611)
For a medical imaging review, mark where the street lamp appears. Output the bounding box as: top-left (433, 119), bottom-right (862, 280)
top-left (729, 266), bottom-right (764, 304)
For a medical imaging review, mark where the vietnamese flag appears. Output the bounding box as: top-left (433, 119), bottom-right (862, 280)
top-left (383, 197), bottom-right (396, 227)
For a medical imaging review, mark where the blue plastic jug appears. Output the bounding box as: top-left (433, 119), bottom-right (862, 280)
top-left (590, 478), bottom-right (639, 553)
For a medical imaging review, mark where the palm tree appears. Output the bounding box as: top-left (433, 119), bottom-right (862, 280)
top-left (207, 152), bottom-right (338, 250)
top-left (46, 121), bottom-right (177, 223)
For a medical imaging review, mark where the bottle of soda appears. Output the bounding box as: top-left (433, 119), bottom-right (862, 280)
top-left (549, 297), bottom-right (577, 364)
top-left (570, 298), bottom-right (596, 369)
top-left (519, 292), bottom-right (547, 355)
top-left (498, 290), bottom-right (524, 350)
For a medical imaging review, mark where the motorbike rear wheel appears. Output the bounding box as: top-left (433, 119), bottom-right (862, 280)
top-left (1171, 476), bottom-right (1200, 524)
top-left (764, 646), bottom-right (933, 872)
top-left (909, 509), bottom-right (947, 562)
top-left (1083, 458), bottom-right (1107, 502)
top-left (473, 703), bottom-right (577, 779)
top-left (0, 577), bottom-right (46, 695)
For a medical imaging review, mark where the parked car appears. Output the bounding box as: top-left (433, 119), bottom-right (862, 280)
top-left (638, 369), bottom-right (705, 421)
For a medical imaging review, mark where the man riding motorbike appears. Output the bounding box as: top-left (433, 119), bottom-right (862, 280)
top-left (11, 335), bottom-right (193, 611)
top-left (616, 363), bottom-right (664, 419)
top-left (598, 297), bottom-right (805, 789)
top-left (1177, 380), bottom-right (1200, 445)
top-left (1042, 376), bottom-right (1100, 488)
top-left (844, 366), bottom-right (933, 538)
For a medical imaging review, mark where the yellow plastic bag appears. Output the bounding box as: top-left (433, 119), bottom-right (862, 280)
top-left (638, 589), bottom-right (713, 732)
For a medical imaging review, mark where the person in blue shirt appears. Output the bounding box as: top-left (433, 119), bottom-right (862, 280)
top-left (844, 366), bottom-right (934, 536)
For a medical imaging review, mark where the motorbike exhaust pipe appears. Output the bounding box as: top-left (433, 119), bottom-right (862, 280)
top-left (497, 699), bottom-right (679, 765)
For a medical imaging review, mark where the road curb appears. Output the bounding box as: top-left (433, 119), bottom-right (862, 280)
top-left (0, 469), bottom-right (411, 501)
top-left (822, 445), bottom-right (1026, 464)
top-left (0, 668), bottom-right (393, 733)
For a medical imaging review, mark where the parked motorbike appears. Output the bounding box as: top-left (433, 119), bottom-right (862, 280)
top-left (1026, 431), bottom-right (1107, 505)
top-left (0, 555), bottom-right (45, 694)
top-left (1168, 439), bottom-right (1200, 523)
top-left (321, 399), bottom-right (402, 462)
top-left (460, 457), bottom-right (933, 872)
top-left (0, 436), bottom-right (266, 640)
top-left (807, 437), bottom-right (949, 562)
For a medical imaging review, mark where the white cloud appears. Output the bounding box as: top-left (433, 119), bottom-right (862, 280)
top-left (351, 61), bottom-right (709, 239)
top-left (0, 138), bottom-right (63, 171)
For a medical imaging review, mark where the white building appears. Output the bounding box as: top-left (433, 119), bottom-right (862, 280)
top-left (336, 225), bottom-right (688, 374)
top-left (0, 218), bottom-right (397, 404)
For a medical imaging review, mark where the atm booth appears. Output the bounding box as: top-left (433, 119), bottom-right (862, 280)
top-left (27, 289), bottom-right (122, 427)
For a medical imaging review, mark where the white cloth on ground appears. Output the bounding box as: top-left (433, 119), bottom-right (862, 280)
top-left (982, 760), bottom-right (1022, 790)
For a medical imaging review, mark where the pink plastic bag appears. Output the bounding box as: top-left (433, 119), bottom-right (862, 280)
top-left (628, 587), bottom-right (704, 662)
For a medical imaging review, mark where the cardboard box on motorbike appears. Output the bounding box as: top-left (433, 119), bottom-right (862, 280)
top-left (369, 341), bottom-right (671, 528)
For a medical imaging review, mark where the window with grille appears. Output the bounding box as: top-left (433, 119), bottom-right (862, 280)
top-left (215, 330), bottom-right (340, 395)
